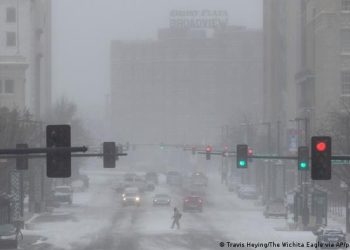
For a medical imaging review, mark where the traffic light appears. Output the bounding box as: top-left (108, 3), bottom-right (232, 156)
top-left (103, 142), bottom-right (116, 168)
top-left (46, 125), bottom-right (71, 178)
top-left (206, 145), bottom-right (212, 160)
top-left (16, 143), bottom-right (28, 170)
top-left (298, 146), bottom-right (309, 170)
top-left (248, 147), bottom-right (253, 162)
top-left (236, 144), bottom-right (248, 168)
top-left (311, 136), bottom-right (331, 180)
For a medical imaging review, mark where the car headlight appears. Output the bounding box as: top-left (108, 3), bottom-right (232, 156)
top-left (135, 197), bottom-right (140, 201)
top-left (123, 197), bottom-right (126, 201)
top-left (154, 199), bottom-right (157, 202)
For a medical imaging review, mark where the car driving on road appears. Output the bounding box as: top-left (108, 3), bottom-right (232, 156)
top-left (152, 193), bottom-right (171, 206)
top-left (122, 191), bottom-right (141, 207)
top-left (183, 195), bottom-right (203, 212)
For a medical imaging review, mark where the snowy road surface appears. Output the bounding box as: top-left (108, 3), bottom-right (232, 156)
top-left (17, 165), bottom-right (318, 250)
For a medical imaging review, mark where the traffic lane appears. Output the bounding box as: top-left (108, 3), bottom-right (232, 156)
top-left (110, 182), bottom-right (250, 250)
top-left (71, 178), bottom-right (250, 250)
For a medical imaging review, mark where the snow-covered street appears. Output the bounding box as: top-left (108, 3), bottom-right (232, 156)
top-left (13, 162), bottom-right (327, 250)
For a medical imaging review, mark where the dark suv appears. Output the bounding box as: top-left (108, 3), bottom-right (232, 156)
top-left (183, 196), bottom-right (203, 212)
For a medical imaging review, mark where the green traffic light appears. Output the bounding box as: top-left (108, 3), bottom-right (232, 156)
top-left (300, 162), bottom-right (307, 169)
top-left (239, 160), bottom-right (246, 167)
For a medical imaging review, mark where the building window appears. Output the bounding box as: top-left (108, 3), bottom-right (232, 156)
top-left (341, 29), bottom-right (350, 51)
top-left (342, 0), bottom-right (350, 11)
top-left (5, 80), bottom-right (14, 94)
top-left (342, 84), bottom-right (350, 95)
top-left (6, 32), bottom-right (16, 47)
top-left (342, 71), bottom-right (350, 95)
top-left (6, 7), bottom-right (16, 23)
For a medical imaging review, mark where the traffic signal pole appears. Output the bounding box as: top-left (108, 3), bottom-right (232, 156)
top-left (267, 122), bottom-right (272, 204)
top-left (0, 146), bottom-right (88, 155)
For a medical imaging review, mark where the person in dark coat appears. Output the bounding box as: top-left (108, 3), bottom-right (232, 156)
top-left (171, 207), bottom-right (182, 229)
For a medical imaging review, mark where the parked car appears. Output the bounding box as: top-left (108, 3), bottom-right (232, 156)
top-left (53, 185), bottom-right (73, 204)
top-left (122, 191), bottom-right (141, 207)
top-left (0, 223), bottom-right (18, 248)
top-left (237, 185), bottom-right (258, 200)
top-left (264, 199), bottom-right (287, 218)
top-left (152, 193), bottom-right (171, 206)
top-left (183, 195), bottom-right (203, 212)
top-left (145, 172), bottom-right (158, 185)
top-left (314, 227), bottom-right (346, 249)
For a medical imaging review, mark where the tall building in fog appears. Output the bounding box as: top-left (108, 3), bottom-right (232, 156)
top-left (0, 0), bottom-right (51, 117)
top-left (265, 0), bottom-right (350, 150)
top-left (263, 0), bottom-right (303, 154)
top-left (110, 26), bottom-right (262, 145)
top-left (297, 0), bottom-right (350, 127)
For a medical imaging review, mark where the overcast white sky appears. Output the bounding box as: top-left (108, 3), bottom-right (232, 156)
top-left (51, 0), bottom-right (262, 118)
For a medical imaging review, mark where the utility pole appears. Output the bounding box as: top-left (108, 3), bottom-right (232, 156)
top-left (294, 117), bottom-right (310, 229)
top-left (303, 117), bottom-right (309, 229)
top-left (266, 122), bottom-right (272, 203)
top-left (346, 116), bottom-right (350, 233)
top-left (277, 120), bottom-right (286, 197)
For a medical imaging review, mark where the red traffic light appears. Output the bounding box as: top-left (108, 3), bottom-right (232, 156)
top-left (248, 148), bottom-right (253, 156)
top-left (206, 145), bottom-right (212, 152)
top-left (316, 142), bottom-right (327, 152)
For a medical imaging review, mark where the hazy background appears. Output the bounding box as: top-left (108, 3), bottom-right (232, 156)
top-left (51, 0), bottom-right (262, 120)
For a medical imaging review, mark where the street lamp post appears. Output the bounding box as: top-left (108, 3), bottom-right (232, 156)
top-left (290, 117), bottom-right (310, 229)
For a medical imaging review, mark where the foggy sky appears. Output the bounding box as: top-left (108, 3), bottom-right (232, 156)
top-left (51, 0), bottom-right (262, 119)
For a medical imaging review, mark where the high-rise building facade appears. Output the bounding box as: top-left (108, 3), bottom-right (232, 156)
top-left (0, 0), bottom-right (51, 117)
top-left (110, 27), bottom-right (262, 145)
top-left (297, 0), bottom-right (350, 126)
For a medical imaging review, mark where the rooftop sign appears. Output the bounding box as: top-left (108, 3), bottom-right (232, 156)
top-left (169, 10), bottom-right (229, 29)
